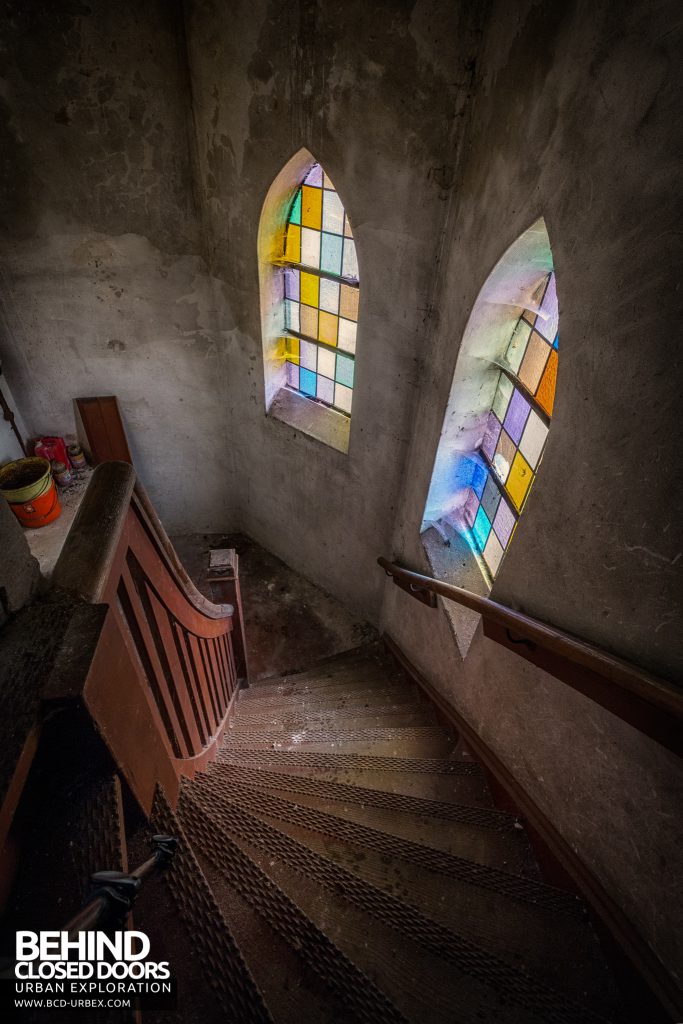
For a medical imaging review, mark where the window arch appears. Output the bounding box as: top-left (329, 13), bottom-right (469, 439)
top-left (422, 219), bottom-right (558, 585)
top-left (258, 151), bottom-right (359, 453)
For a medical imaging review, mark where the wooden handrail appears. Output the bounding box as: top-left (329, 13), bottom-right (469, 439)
top-left (378, 557), bottom-right (683, 756)
top-left (47, 462), bottom-right (242, 810)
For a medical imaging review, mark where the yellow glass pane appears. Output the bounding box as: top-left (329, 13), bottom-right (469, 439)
top-left (285, 223), bottom-right (301, 263)
top-left (301, 185), bottom-right (322, 229)
top-left (339, 284), bottom-right (359, 322)
top-left (506, 451), bottom-right (534, 511)
top-left (285, 336), bottom-right (300, 363)
top-left (318, 311), bottom-right (338, 347)
top-left (300, 272), bottom-right (319, 308)
top-left (300, 304), bottom-right (318, 338)
top-left (536, 348), bottom-right (558, 416)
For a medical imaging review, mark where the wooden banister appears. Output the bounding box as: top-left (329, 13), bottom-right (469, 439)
top-left (47, 462), bottom-right (242, 811)
top-left (378, 557), bottom-right (683, 757)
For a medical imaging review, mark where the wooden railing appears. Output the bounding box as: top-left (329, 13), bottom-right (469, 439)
top-left (378, 557), bottom-right (683, 757)
top-left (48, 462), bottom-right (241, 811)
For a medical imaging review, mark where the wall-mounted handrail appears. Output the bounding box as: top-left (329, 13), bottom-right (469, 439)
top-left (378, 557), bottom-right (683, 756)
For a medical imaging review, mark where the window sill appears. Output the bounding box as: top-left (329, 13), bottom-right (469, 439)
top-left (421, 521), bottom-right (490, 658)
top-left (268, 387), bottom-right (350, 454)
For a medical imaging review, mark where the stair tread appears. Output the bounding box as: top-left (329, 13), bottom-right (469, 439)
top-left (183, 788), bottom-right (616, 1024)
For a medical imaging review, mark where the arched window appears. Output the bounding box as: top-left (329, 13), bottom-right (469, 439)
top-left (258, 152), bottom-right (359, 453)
top-left (464, 271), bottom-right (558, 578)
top-left (422, 220), bottom-right (558, 586)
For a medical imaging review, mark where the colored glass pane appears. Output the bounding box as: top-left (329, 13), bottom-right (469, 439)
top-left (519, 331), bottom-right (550, 393)
top-left (536, 274), bottom-right (558, 344)
top-left (318, 311), bottom-right (338, 347)
top-left (300, 339), bottom-right (317, 371)
top-left (289, 191), bottom-right (302, 226)
top-left (503, 388), bottom-right (531, 445)
top-left (299, 367), bottom-right (316, 396)
top-left (506, 450), bottom-right (533, 511)
top-left (471, 460), bottom-right (487, 499)
top-left (317, 347), bottom-right (335, 380)
top-left (335, 352), bottom-right (354, 388)
top-left (493, 429), bottom-right (516, 484)
top-left (472, 505), bottom-right (492, 551)
top-left (481, 412), bottom-right (502, 461)
top-left (464, 488), bottom-right (479, 527)
top-left (338, 318), bottom-right (357, 354)
top-left (481, 473), bottom-right (501, 522)
top-left (321, 232), bottom-right (343, 275)
top-left (536, 348), bottom-right (558, 416)
top-left (323, 190), bottom-right (344, 235)
top-left (342, 238), bottom-right (359, 279)
top-left (285, 224), bottom-right (301, 263)
top-left (279, 162), bottom-right (357, 415)
top-left (505, 319), bottom-right (531, 374)
top-left (301, 185), bottom-right (322, 229)
top-left (304, 164), bottom-right (323, 186)
top-left (519, 409), bottom-right (548, 470)
top-left (301, 227), bottom-right (320, 268)
top-left (300, 272), bottom-right (319, 308)
top-left (319, 279), bottom-right (340, 314)
top-left (300, 304), bottom-right (318, 338)
top-left (483, 531), bottom-right (504, 576)
top-left (317, 375), bottom-right (334, 404)
top-left (492, 374), bottom-right (513, 421)
top-left (335, 383), bottom-right (353, 413)
top-left (492, 499), bottom-right (515, 547)
top-left (286, 362), bottom-right (299, 389)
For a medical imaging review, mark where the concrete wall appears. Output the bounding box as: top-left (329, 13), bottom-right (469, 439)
top-left (381, 0), bottom-right (683, 986)
top-left (0, 0), bottom-right (234, 531)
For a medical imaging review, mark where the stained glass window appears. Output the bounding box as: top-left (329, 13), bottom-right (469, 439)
top-left (463, 272), bottom-right (558, 579)
top-left (276, 163), bottom-right (358, 416)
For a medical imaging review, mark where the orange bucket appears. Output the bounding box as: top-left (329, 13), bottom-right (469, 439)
top-left (0, 456), bottom-right (61, 528)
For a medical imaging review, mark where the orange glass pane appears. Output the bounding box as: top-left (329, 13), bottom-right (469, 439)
top-left (301, 185), bottom-right (322, 230)
top-left (506, 451), bottom-right (534, 511)
top-left (536, 348), bottom-right (558, 416)
top-left (285, 223), bottom-right (301, 263)
top-left (318, 311), bottom-right (338, 347)
top-left (518, 332), bottom-right (550, 394)
top-left (300, 304), bottom-right (318, 338)
top-left (339, 284), bottom-right (359, 322)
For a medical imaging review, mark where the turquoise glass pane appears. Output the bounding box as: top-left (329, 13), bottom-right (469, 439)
top-left (472, 505), bottom-right (492, 551)
top-left (289, 190), bottom-right (302, 226)
top-left (321, 233), bottom-right (343, 275)
top-left (299, 367), bottom-right (316, 396)
top-left (335, 352), bottom-right (354, 388)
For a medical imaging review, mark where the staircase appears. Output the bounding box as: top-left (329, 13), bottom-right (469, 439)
top-left (129, 642), bottom-right (621, 1024)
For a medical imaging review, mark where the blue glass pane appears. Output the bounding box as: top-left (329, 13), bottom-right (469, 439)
top-left (553, 333), bottom-right (559, 350)
top-left (472, 505), bottom-right (492, 551)
top-left (289, 190), bottom-right (302, 226)
top-left (321, 233), bottom-right (343, 275)
top-left (299, 367), bottom-right (316, 396)
top-left (471, 460), bottom-right (487, 499)
top-left (335, 352), bottom-right (354, 388)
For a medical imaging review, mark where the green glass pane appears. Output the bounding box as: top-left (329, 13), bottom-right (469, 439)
top-left (335, 352), bottom-right (354, 388)
top-left (289, 190), bottom-right (302, 226)
top-left (491, 373), bottom-right (513, 421)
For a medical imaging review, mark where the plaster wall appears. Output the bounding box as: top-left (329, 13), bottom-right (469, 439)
top-left (381, 0), bottom-right (683, 985)
top-left (184, 0), bottom-right (484, 620)
top-left (0, 0), bottom-right (235, 531)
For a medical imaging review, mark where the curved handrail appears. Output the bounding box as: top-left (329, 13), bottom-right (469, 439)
top-left (378, 557), bottom-right (683, 751)
top-left (53, 463), bottom-right (232, 619)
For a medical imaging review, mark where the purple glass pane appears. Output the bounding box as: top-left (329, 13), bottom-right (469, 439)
top-left (304, 163), bottom-right (323, 187)
top-left (284, 268), bottom-right (300, 301)
top-left (464, 488), bottom-right (479, 527)
top-left (481, 412), bottom-right (502, 461)
top-left (503, 388), bottom-right (531, 445)
top-left (492, 500), bottom-right (515, 548)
